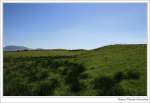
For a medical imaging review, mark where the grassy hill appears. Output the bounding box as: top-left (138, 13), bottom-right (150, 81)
top-left (3, 44), bottom-right (147, 96)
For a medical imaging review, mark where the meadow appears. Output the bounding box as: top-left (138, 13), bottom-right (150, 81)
top-left (3, 44), bottom-right (147, 96)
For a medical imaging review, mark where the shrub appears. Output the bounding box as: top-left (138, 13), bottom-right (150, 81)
top-left (63, 63), bottom-right (86, 93)
top-left (93, 74), bottom-right (127, 96)
top-left (126, 69), bottom-right (140, 80)
top-left (4, 78), bottom-right (31, 96)
top-left (111, 84), bottom-right (125, 96)
top-left (113, 71), bottom-right (126, 83)
top-left (34, 79), bottom-right (58, 96)
top-left (80, 73), bottom-right (89, 79)
top-left (93, 76), bottom-right (114, 95)
top-left (35, 69), bottom-right (48, 80)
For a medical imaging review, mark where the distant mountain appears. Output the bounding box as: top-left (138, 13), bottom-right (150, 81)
top-left (4, 45), bottom-right (30, 51)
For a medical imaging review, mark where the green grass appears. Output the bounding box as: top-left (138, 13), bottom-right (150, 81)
top-left (3, 44), bottom-right (147, 96)
top-left (4, 49), bottom-right (87, 57)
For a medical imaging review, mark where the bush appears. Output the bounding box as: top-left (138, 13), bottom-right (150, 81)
top-left (34, 69), bottom-right (48, 80)
top-left (93, 76), bottom-right (115, 95)
top-left (93, 73), bottom-right (127, 96)
top-left (34, 79), bottom-right (58, 96)
top-left (4, 78), bottom-right (31, 96)
top-left (126, 69), bottom-right (140, 80)
top-left (63, 63), bottom-right (86, 93)
top-left (111, 84), bottom-right (125, 96)
top-left (113, 71), bottom-right (126, 83)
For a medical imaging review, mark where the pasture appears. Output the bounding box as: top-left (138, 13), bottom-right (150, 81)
top-left (3, 44), bottom-right (147, 96)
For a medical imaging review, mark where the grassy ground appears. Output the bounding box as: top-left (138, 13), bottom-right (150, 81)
top-left (3, 44), bottom-right (147, 96)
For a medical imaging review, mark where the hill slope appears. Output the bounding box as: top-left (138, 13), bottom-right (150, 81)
top-left (3, 44), bottom-right (147, 96)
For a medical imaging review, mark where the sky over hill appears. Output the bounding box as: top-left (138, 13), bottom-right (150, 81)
top-left (4, 3), bottom-right (147, 49)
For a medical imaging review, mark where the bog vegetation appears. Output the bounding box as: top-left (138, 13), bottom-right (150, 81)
top-left (4, 44), bottom-right (147, 96)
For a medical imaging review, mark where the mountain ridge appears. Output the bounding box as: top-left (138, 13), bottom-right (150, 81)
top-left (4, 45), bottom-right (30, 51)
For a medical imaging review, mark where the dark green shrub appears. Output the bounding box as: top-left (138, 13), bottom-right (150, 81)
top-left (63, 63), bottom-right (86, 93)
top-left (93, 70), bottom-right (140, 96)
top-left (35, 69), bottom-right (48, 80)
top-left (80, 73), bottom-right (89, 79)
top-left (69, 79), bottom-right (81, 92)
top-left (4, 78), bottom-right (31, 96)
top-left (93, 76), bottom-right (114, 95)
top-left (93, 74), bottom-right (126, 96)
top-left (126, 69), bottom-right (140, 80)
top-left (34, 79), bottom-right (58, 96)
top-left (113, 71), bottom-right (126, 83)
top-left (58, 66), bottom-right (67, 75)
top-left (111, 84), bottom-right (125, 96)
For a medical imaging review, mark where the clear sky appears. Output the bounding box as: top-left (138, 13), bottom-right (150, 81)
top-left (4, 3), bottom-right (147, 49)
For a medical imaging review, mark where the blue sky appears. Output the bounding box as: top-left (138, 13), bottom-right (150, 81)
top-left (4, 3), bottom-right (147, 49)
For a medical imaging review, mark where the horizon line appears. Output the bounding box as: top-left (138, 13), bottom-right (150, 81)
top-left (3, 43), bottom-right (147, 50)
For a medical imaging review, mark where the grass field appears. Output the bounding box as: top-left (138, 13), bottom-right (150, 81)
top-left (3, 44), bottom-right (147, 96)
